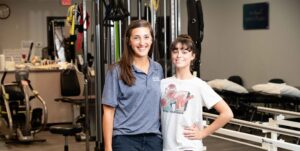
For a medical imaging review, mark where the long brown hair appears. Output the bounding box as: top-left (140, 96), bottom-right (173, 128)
top-left (119, 20), bottom-right (154, 86)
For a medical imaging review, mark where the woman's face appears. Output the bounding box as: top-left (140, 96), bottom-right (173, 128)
top-left (171, 42), bottom-right (195, 69)
top-left (129, 27), bottom-right (152, 58)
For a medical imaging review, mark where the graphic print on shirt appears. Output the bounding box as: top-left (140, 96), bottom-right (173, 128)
top-left (161, 84), bottom-right (194, 114)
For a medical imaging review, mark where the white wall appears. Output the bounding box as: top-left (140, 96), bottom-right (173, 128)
top-left (1, 0), bottom-right (300, 88)
top-left (197, 0), bottom-right (300, 87)
top-left (0, 0), bottom-right (91, 54)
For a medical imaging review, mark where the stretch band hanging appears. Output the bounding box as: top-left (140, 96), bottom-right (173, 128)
top-left (150, 0), bottom-right (160, 11)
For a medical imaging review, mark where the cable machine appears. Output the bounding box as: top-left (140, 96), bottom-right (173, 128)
top-left (91, 0), bottom-right (185, 150)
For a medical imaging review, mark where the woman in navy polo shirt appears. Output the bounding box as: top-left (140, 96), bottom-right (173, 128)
top-left (102, 20), bottom-right (164, 151)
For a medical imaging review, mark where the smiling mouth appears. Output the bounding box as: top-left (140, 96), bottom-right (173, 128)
top-left (175, 59), bottom-right (185, 62)
top-left (137, 47), bottom-right (149, 51)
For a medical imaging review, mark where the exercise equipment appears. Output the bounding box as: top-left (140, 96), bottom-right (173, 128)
top-left (91, 0), bottom-right (185, 150)
top-left (93, 0), bottom-right (104, 150)
top-left (0, 70), bottom-right (48, 143)
top-left (163, 0), bottom-right (167, 77)
top-left (51, 69), bottom-right (96, 142)
top-left (204, 112), bottom-right (300, 151)
top-left (49, 69), bottom-right (84, 151)
top-left (187, 0), bottom-right (204, 77)
top-left (103, 0), bottom-right (130, 21)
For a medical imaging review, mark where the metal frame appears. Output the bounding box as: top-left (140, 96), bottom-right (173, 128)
top-left (92, 0), bottom-right (103, 150)
top-left (204, 112), bottom-right (300, 138)
top-left (90, 0), bottom-right (183, 150)
top-left (0, 73), bottom-right (48, 142)
top-left (204, 112), bottom-right (300, 151)
top-left (210, 128), bottom-right (300, 151)
top-left (163, 0), bottom-right (167, 77)
top-left (257, 106), bottom-right (300, 117)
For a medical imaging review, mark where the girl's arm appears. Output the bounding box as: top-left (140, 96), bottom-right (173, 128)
top-left (102, 105), bottom-right (116, 151)
top-left (184, 100), bottom-right (233, 140)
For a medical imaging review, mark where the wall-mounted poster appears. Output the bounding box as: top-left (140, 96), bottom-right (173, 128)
top-left (243, 2), bottom-right (269, 30)
top-left (61, 0), bottom-right (72, 6)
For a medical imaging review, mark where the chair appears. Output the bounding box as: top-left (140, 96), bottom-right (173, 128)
top-left (49, 124), bottom-right (82, 151)
top-left (49, 69), bottom-right (82, 151)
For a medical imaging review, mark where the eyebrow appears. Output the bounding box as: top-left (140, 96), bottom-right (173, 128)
top-left (173, 47), bottom-right (190, 50)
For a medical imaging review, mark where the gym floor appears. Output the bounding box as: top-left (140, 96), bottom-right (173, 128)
top-left (0, 130), bottom-right (266, 151)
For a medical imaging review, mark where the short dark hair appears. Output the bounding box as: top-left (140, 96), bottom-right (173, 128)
top-left (170, 34), bottom-right (196, 54)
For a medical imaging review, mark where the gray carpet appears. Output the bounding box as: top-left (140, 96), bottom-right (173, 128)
top-left (0, 131), bottom-right (268, 151)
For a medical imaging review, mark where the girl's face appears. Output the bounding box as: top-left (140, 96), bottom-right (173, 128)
top-left (171, 42), bottom-right (195, 69)
top-left (129, 27), bottom-right (153, 58)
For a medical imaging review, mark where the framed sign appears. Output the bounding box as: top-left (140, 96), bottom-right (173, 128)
top-left (61, 0), bottom-right (72, 6)
top-left (243, 2), bottom-right (269, 30)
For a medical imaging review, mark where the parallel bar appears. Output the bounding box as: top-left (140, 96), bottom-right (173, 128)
top-left (211, 128), bottom-right (300, 151)
top-left (276, 119), bottom-right (300, 128)
top-left (210, 134), bottom-right (264, 150)
top-left (257, 106), bottom-right (300, 117)
top-left (203, 112), bottom-right (300, 138)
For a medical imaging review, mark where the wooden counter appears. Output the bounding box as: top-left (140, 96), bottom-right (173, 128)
top-left (0, 69), bottom-right (74, 124)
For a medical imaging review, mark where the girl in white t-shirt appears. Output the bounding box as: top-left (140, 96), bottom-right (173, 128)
top-left (160, 34), bottom-right (233, 151)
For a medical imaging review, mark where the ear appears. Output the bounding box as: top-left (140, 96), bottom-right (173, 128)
top-left (191, 52), bottom-right (196, 61)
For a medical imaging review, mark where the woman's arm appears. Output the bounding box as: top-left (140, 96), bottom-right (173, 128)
top-left (102, 105), bottom-right (116, 151)
top-left (184, 100), bottom-right (233, 140)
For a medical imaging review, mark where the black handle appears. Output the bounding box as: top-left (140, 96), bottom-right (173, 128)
top-left (27, 42), bottom-right (34, 62)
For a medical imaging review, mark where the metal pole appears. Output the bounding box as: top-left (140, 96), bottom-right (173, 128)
top-left (163, 0), bottom-right (167, 77)
top-left (257, 106), bottom-right (300, 117)
top-left (174, 0), bottom-right (178, 37)
top-left (170, 0), bottom-right (175, 42)
top-left (127, 0), bottom-right (131, 24)
top-left (82, 0), bottom-right (90, 151)
top-left (171, 0), bottom-right (176, 74)
top-left (138, 0), bottom-right (142, 20)
top-left (119, 20), bottom-right (122, 57)
top-left (151, 0), bottom-right (156, 59)
top-left (94, 0), bottom-right (103, 150)
top-left (23, 86), bottom-right (31, 135)
top-left (177, 0), bottom-right (180, 35)
top-left (111, 21), bottom-right (115, 63)
top-left (146, 4), bottom-right (149, 22)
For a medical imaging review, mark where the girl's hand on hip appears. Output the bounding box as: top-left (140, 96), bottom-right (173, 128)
top-left (183, 124), bottom-right (205, 140)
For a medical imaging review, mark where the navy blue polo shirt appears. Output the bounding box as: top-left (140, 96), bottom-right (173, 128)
top-left (102, 59), bottom-right (164, 136)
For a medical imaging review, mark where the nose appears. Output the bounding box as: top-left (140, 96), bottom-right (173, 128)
top-left (139, 38), bottom-right (146, 45)
top-left (177, 51), bottom-right (183, 57)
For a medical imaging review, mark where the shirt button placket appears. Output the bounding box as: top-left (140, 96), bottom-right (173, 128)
top-left (146, 74), bottom-right (149, 87)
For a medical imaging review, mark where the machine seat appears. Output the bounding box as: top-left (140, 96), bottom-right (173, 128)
top-left (49, 124), bottom-right (82, 136)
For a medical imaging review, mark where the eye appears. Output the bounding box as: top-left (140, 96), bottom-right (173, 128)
top-left (144, 35), bottom-right (151, 40)
top-left (182, 50), bottom-right (190, 54)
top-left (131, 36), bottom-right (140, 40)
top-left (172, 49), bottom-right (179, 54)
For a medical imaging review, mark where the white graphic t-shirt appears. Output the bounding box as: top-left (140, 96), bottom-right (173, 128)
top-left (160, 76), bottom-right (222, 151)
